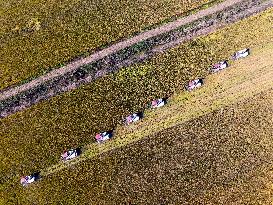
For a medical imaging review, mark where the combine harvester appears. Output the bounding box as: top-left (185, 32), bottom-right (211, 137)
top-left (210, 60), bottom-right (229, 73)
top-left (20, 172), bottom-right (41, 186)
top-left (61, 148), bottom-right (82, 161)
top-left (124, 112), bottom-right (144, 125)
top-left (150, 98), bottom-right (168, 108)
top-left (95, 131), bottom-right (114, 143)
top-left (186, 78), bottom-right (204, 91)
top-left (232, 48), bottom-right (250, 60)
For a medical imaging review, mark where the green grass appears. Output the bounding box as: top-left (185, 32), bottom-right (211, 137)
top-left (0, 8), bottom-right (273, 202)
top-left (1, 0), bottom-right (217, 89)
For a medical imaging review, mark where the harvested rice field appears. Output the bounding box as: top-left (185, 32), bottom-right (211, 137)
top-left (3, 88), bottom-right (273, 204)
top-left (0, 0), bottom-right (216, 89)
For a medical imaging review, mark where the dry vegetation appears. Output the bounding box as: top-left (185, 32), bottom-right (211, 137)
top-left (5, 88), bottom-right (273, 204)
top-left (0, 0), bottom-right (215, 89)
top-left (1, 8), bottom-right (273, 204)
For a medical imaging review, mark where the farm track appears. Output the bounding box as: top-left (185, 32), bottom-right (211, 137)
top-left (0, 0), bottom-right (272, 118)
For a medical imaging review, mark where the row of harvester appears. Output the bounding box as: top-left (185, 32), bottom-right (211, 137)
top-left (21, 48), bottom-right (250, 186)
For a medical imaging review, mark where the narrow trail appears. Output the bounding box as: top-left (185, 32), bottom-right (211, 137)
top-left (41, 42), bottom-right (273, 177)
top-left (0, 0), bottom-right (266, 102)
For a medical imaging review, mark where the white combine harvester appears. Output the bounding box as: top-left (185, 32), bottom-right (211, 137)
top-left (186, 78), bottom-right (204, 91)
top-left (232, 48), bottom-right (250, 60)
top-left (20, 172), bottom-right (41, 186)
top-left (210, 60), bottom-right (228, 73)
top-left (124, 112), bottom-right (143, 125)
top-left (61, 148), bottom-right (81, 161)
top-left (150, 98), bottom-right (168, 108)
top-left (95, 131), bottom-right (113, 143)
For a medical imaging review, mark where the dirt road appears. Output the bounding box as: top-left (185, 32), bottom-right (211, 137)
top-left (1, 0), bottom-right (271, 103)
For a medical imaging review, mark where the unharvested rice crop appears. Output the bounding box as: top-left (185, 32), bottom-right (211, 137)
top-left (3, 88), bottom-right (273, 204)
top-left (0, 8), bottom-right (272, 202)
top-left (0, 0), bottom-right (215, 89)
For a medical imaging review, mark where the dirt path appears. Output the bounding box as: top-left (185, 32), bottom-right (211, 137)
top-left (0, 0), bottom-right (267, 102)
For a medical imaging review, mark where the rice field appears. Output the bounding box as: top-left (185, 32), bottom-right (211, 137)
top-left (0, 7), bottom-right (273, 203)
top-left (40, 40), bottom-right (273, 180)
top-left (0, 0), bottom-right (216, 89)
top-left (4, 88), bottom-right (273, 204)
